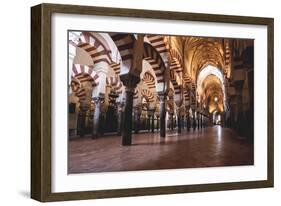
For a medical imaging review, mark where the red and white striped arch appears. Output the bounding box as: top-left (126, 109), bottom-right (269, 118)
top-left (75, 32), bottom-right (112, 65)
top-left (143, 42), bottom-right (166, 84)
top-left (142, 72), bottom-right (156, 90)
top-left (141, 89), bottom-right (154, 102)
top-left (71, 64), bottom-right (99, 87)
top-left (106, 76), bottom-right (123, 95)
top-left (170, 48), bottom-right (183, 73)
top-left (169, 70), bottom-right (181, 96)
top-left (109, 33), bottom-right (136, 74)
top-left (146, 34), bottom-right (169, 68)
top-left (109, 62), bottom-right (121, 75)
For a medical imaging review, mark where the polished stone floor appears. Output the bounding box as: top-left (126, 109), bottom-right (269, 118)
top-left (68, 126), bottom-right (253, 173)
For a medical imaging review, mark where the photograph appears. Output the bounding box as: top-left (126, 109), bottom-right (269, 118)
top-left (67, 31), bottom-right (254, 174)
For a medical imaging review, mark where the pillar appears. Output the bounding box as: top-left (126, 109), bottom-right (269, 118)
top-left (234, 80), bottom-right (244, 134)
top-left (99, 112), bottom-right (105, 135)
top-left (120, 74), bottom-right (140, 145)
top-left (159, 93), bottom-right (166, 138)
top-left (148, 109), bottom-right (155, 133)
top-left (200, 114), bottom-right (202, 129)
top-left (186, 113), bottom-right (190, 131)
top-left (170, 114), bottom-right (174, 130)
top-left (182, 115), bottom-right (185, 129)
top-left (134, 107), bottom-right (141, 134)
top-left (92, 95), bottom-right (104, 138)
top-left (156, 116), bottom-right (159, 131)
top-left (77, 102), bottom-right (88, 137)
top-left (147, 113), bottom-right (151, 132)
top-left (197, 113), bottom-right (200, 130)
top-left (192, 110), bottom-right (196, 131)
top-left (117, 102), bottom-right (124, 135)
top-left (177, 108), bottom-right (181, 133)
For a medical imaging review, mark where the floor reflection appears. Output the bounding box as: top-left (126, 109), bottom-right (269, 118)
top-left (69, 126), bottom-right (253, 173)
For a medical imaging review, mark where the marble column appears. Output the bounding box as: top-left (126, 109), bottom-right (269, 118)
top-left (77, 110), bottom-right (86, 137)
top-left (200, 114), bottom-right (203, 129)
top-left (117, 102), bottom-right (124, 136)
top-left (182, 115), bottom-right (185, 129)
top-left (177, 108), bottom-right (181, 133)
top-left (186, 113), bottom-right (190, 131)
top-left (147, 113), bottom-right (151, 132)
top-left (159, 93), bottom-right (166, 138)
top-left (156, 116), bottom-right (159, 131)
top-left (134, 107), bottom-right (141, 134)
top-left (234, 80), bottom-right (244, 134)
top-left (170, 114), bottom-right (174, 130)
top-left (192, 111), bottom-right (196, 131)
top-left (197, 114), bottom-right (200, 130)
top-left (92, 95), bottom-right (104, 139)
top-left (120, 74), bottom-right (140, 145)
top-left (151, 116), bottom-right (155, 133)
top-left (150, 110), bottom-right (155, 133)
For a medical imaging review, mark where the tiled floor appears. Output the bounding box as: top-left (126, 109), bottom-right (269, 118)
top-left (68, 126), bottom-right (253, 173)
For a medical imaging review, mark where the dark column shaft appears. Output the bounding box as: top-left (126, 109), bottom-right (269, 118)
top-left (134, 112), bottom-right (140, 134)
top-left (171, 115), bottom-right (174, 130)
top-left (156, 117), bottom-right (159, 130)
top-left (151, 113), bottom-right (155, 133)
top-left (147, 115), bottom-right (151, 132)
top-left (186, 114), bottom-right (190, 131)
top-left (77, 110), bottom-right (86, 137)
top-left (122, 90), bottom-right (134, 145)
top-left (92, 98), bottom-right (101, 138)
top-left (160, 96), bottom-right (166, 137)
top-left (117, 110), bottom-right (123, 135)
top-left (177, 110), bottom-right (181, 133)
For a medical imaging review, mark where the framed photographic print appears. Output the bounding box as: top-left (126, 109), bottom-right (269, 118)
top-left (31, 3), bottom-right (274, 202)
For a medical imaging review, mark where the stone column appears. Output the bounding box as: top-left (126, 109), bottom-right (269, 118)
top-left (192, 110), bottom-right (196, 131)
top-left (117, 102), bottom-right (124, 135)
top-left (151, 116), bottom-right (155, 133)
top-left (92, 95), bottom-right (104, 138)
top-left (197, 113), bottom-right (200, 130)
top-left (234, 80), bottom-right (244, 134)
top-left (147, 113), bottom-right (151, 132)
top-left (120, 74), bottom-right (140, 145)
top-left (156, 116), bottom-right (159, 131)
top-left (200, 114), bottom-right (203, 129)
top-left (182, 115), bottom-right (185, 129)
top-left (159, 93), bottom-right (167, 138)
top-left (170, 114), bottom-right (174, 130)
top-left (77, 107), bottom-right (87, 137)
top-left (134, 107), bottom-right (141, 134)
top-left (149, 109), bottom-right (155, 133)
top-left (177, 108), bottom-right (181, 133)
top-left (99, 112), bottom-right (106, 135)
top-left (186, 113), bottom-right (190, 131)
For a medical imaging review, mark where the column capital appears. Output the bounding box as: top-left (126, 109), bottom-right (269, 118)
top-left (120, 73), bottom-right (140, 92)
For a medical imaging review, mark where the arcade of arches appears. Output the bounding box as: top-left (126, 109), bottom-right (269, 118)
top-left (68, 31), bottom-right (254, 173)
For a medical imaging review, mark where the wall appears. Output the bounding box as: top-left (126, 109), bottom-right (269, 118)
top-left (0, 0), bottom-right (280, 205)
